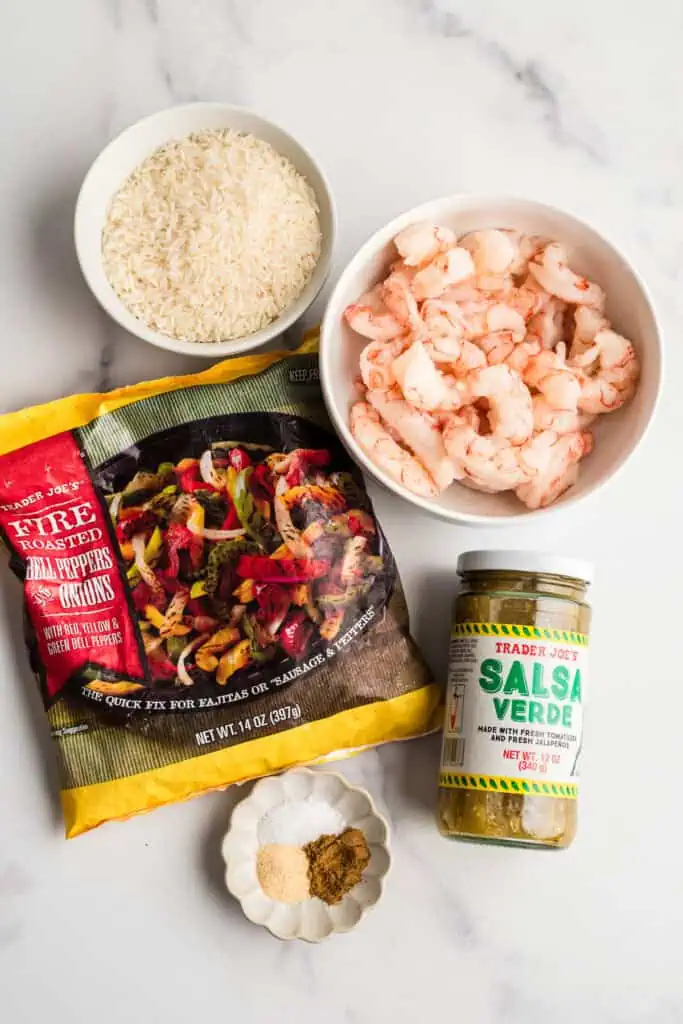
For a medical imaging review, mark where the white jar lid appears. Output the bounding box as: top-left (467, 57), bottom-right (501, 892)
top-left (457, 549), bottom-right (594, 585)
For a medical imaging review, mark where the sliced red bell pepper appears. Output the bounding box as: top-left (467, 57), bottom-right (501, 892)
top-left (131, 580), bottom-right (165, 612)
top-left (186, 598), bottom-right (208, 618)
top-left (166, 522), bottom-right (203, 577)
top-left (149, 656), bottom-right (178, 680)
top-left (279, 610), bottom-right (314, 659)
top-left (347, 512), bottom-right (372, 537)
top-left (255, 583), bottom-right (291, 635)
top-left (228, 447), bottom-right (252, 471)
top-left (116, 509), bottom-right (156, 542)
top-left (285, 449), bottom-right (331, 487)
top-left (156, 568), bottom-right (187, 595)
top-left (221, 503), bottom-right (242, 531)
top-left (251, 462), bottom-right (274, 500)
top-left (176, 463), bottom-right (219, 493)
top-left (235, 554), bottom-right (330, 583)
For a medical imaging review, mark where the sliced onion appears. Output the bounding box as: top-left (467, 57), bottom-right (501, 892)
top-left (176, 637), bottom-right (204, 687)
top-left (184, 517), bottom-right (245, 541)
top-left (131, 533), bottom-right (164, 600)
top-left (202, 527), bottom-right (246, 541)
top-left (109, 492), bottom-right (122, 523)
top-left (199, 449), bottom-right (228, 489)
top-left (132, 533), bottom-right (150, 578)
top-left (199, 449), bottom-right (217, 486)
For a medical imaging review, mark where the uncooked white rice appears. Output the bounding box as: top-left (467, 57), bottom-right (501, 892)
top-left (102, 128), bottom-right (322, 343)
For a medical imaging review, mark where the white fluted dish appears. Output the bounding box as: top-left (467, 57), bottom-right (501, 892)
top-left (221, 768), bottom-right (390, 941)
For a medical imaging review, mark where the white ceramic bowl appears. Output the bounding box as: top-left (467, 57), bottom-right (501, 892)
top-left (75, 103), bottom-right (336, 357)
top-left (221, 768), bottom-right (390, 942)
top-left (320, 195), bottom-right (663, 525)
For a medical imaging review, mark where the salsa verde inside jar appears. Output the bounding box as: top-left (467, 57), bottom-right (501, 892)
top-left (437, 550), bottom-right (593, 849)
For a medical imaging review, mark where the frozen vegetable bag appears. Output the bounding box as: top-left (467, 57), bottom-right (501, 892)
top-left (0, 336), bottom-right (439, 836)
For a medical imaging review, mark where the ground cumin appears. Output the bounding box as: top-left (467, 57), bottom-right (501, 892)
top-left (304, 827), bottom-right (370, 904)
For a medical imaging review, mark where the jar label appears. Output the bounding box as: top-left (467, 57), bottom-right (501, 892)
top-left (439, 622), bottom-right (588, 798)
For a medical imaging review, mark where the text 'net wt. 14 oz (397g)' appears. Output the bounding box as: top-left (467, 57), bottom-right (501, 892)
top-left (0, 334), bottom-right (440, 837)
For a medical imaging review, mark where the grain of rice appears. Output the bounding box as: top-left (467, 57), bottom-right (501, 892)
top-left (102, 129), bottom-right (322, 343)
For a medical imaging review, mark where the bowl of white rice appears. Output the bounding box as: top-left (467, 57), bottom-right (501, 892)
top-left (75, 103), bottom-right (335, 356)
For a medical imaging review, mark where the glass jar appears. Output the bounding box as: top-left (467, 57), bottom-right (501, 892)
top-left (437, 550), bottom-right (593, 849)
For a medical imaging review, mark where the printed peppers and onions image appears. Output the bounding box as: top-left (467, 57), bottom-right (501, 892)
top-left (94, 415), bottom-right (390, 705)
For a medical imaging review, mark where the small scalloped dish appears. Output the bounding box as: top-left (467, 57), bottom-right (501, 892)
top-left (221, 768), bottom-right (390, 941)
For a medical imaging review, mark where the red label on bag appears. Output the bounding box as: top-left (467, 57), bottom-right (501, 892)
top-left (0, 433), bottom-right (144, 697)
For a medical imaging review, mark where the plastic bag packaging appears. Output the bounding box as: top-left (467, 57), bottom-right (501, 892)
top-left (0, 334), bottom-right (440, 836)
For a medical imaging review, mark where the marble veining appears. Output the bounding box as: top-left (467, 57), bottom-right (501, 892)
top-left (1, 2), bottom-right (682, 1022)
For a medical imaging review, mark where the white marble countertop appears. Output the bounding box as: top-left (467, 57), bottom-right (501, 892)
top-left (1, 2), bottom-right (682, 1021)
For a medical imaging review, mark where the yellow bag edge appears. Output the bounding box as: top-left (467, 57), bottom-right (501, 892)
top-left (61, 683), bottom-right (443, 837)
top-left (0, 333), bottom-right (320, 457)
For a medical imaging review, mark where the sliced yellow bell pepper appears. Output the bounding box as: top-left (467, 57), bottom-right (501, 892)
top-left (85, 680), bottom-right (145, 696)
top-left (233, 579), bottom-right (255, 603)
top-left (216, 639), bottom-right (251, 685)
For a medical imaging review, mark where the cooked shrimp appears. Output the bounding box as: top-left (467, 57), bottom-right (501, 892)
top-left (531, 395), bottom-right (582, 435)
top-left (441, 281), bottom-right (488, 304)
top-left (504, 338), bottom-right (542, 374)
top-left (443, 410), bottom-right (529, 492)
top-left (349, 401), bottom-right (439, 497)
top-left (458, 301), bottom-right (526, 342)
top-left (466, 363), bottom-right (534, 445)
top-left (412, 247), bottom-right (475, 301)
top-left (475, 273), bottom-right (513, 294)
top-left (366, 388), bottom-right (456, 491)
top-left (421, 299), bottom-right (465, 342)
top-left (518, 461), bottom-right (579, 510)
top-left (451, 340), bottom-right (488, 377)
top-left (505, 233), bottom-right (548, 277)
top-left (422, 335), bottom-right (463, 365)
top-left (392, 340), bottom-right (465, 411)
top-left (527, 297), bottom-right (567, 350)
top-left (569, 305), bottom-right (609, 361)
top-left (476, 331), bottom-right (517, 366)
top-left (345, 288), bottom-right (405, 341)
top-left (524, 344), bottom-right (582, 411)
top-left (505, 278), bottom-right (551, 321)
top-left (516, 430), bottom-right (592, 509)
top-left (382, 265), bottom-right (423, 334)
top-left (394, 221), bottom-right (456, 267)
top-left (460, 229), bottom-right (516, 276)
top-left (571, 329), bottom-right (640, 414)
top-left (359, 338), bottom-right (406, 390)
top-left (444, 274), bottom-right (519, 303)
top-left (528, 243), bottom-right (605, 309)
top-left (422, 334), bottom-right (486, 375)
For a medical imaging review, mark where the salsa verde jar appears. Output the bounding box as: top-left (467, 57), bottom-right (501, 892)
top-left (437, 550), bottom-right (593, 849)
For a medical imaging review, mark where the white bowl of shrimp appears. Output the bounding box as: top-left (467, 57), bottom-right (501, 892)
top-left (320, 195), bottom-right (662, 524)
